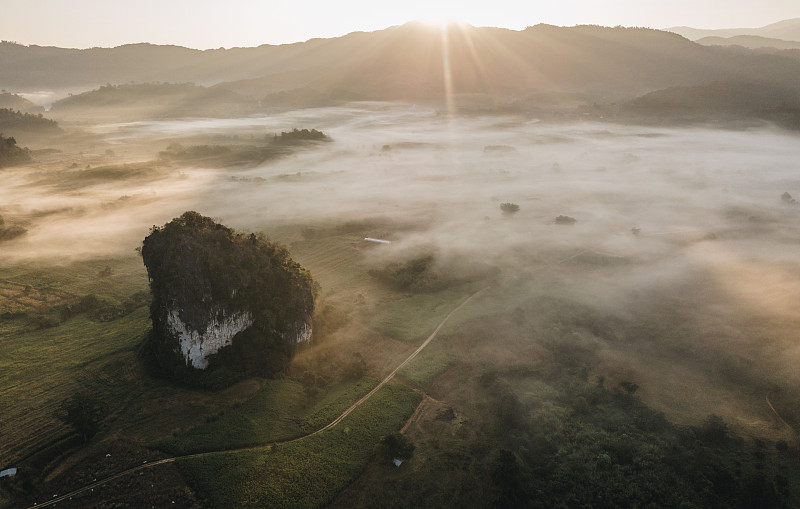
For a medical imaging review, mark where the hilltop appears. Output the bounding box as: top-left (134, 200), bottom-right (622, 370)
top-left (0, 92), bottom-right (41, 113)
top-left (3, 22), bottom-right (800, 110)
top-left (49, 82), bottom-right (254, 120)
top-left (667, 17), bottom-right (800, 42)
top-left (696, 35), bottom-right (800, 50)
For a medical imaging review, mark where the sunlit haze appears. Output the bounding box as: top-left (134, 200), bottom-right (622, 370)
top-left (1, 0), bottom-right (799, 48)
top-left (5, 3), bottom-right (800, 508)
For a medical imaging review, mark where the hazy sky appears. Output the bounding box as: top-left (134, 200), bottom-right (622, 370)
top-left (2, 0), bottom-right (799, 49)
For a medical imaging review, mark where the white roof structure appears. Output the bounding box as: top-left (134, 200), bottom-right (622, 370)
top-left (364, 238), bottom-right (391, 244)
top-left (0, 468), bottom-right (17, 477)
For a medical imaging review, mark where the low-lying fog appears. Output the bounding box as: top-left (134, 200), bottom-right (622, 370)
top-left (5, 103), bottom-right (800, 273)
top-left (4, 101), bottom-right (800, 434)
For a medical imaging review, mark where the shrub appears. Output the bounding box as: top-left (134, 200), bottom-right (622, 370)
top-left (500, 202), bottom-right (520, 215)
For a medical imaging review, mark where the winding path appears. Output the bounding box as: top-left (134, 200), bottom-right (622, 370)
top-left (27, 287), bottom-right (488, 509)
top-left (766, 394), bottom-right (798, 443)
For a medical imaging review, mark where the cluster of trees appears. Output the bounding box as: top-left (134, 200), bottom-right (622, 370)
top-left (368, 255), bottom-right (449, 293)
top-left (55, 392), bottom-right (108, 443)
top-left (157, 138), bottom-right (296, 166)
top-left (158, 142), bottom-right (231, 161)
top-left (369, 253), bottom-right (499, 294)
top-left (58, 291), bottom-right (150, 323)
top-left (0, 108), bottom-right (59, 132)
top-left (500, 202), bottom-right (520, 215)
top-left (376, 432), bottom-right (415, 462)
top-left (482, 362), bottom-right (797, 508)
top-left (276, 128), bottom-right (329, 143)
top-left (0, 133), bottom-right (31, 167)
top-left (22, 290), bottom-right (150, 330)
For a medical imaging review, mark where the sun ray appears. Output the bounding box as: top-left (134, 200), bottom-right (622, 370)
top-left (440, 24), bottom-right (456, 116)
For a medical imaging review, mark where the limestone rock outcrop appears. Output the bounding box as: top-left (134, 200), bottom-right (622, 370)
top-left (141, 211), bottom-right (315, 386)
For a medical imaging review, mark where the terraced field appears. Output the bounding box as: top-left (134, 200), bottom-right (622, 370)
top-left (0, 285), bottom-right (150, 464)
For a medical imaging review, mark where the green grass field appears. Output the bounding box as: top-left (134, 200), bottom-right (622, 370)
top-left (177, 382), bottom-right (421, 509)
top-left (362, 285), bottom-right (478, 343)
top-left (0, 255), bottom-right (151, 464)
top-left (157, 377), bottom-right (379, 455)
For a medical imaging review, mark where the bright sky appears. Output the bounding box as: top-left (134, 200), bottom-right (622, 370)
top-left (2, 0), bottom-right (799, 49)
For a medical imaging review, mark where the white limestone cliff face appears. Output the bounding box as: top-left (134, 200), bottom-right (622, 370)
top-left (296, 321), bottom-right (312, 343)
top-left (166, 309), bottom-right (253, 369)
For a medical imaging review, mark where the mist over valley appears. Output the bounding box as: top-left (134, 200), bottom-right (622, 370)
top-left (2, 16), bottom-right (800, 509)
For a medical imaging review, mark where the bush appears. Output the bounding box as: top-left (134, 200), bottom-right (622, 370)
top-left (0, 133), bottom-right (31, 167)
top-left (500, 202), bottom-right (520, 215)
top-left (368, 255), bottom-right (449, 292)
top-left (376, 432), bottom-right (415, 462)
top-left (55, 392), bottom-right (108, 442)
top-left (276, 128), bottom-right (329, 143)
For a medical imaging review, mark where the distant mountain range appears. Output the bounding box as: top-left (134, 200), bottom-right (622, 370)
top-left (3, 21), bottom-right (800, 127)
top-left (667, 17), bottom-right (800, 42)
top-left (696, 35), bottom-right (800, 50)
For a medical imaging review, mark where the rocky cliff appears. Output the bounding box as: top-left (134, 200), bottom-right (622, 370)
top-left (141, 211), bottom-right (315, 386)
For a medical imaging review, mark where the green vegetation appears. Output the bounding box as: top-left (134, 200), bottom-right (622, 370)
top-left (500, 202), bottom-right (520, 215)
top-left (141, 212), bottom-right (316, 387)
top-left (376, 432), bottom-right (415, 462)
top-left (619, 80), bottom-right (800, 129)
top-left (276, 128), bottom-right (330, 144)
top-left (177, 382), bottom-right (420, 509)
top-left (0, 256), bottom-right (158, 465)
top-left (51, 82), bottom-right (254, 119)
top-left (4, 215), bottom-right (800, 509)
top-left (55, 392), bottom-right (109, 443)
top-left (364, 286), bottom-right (474, 343)
top-left (482, 367), bottom-right (798, 508)
top-left (368, 253), bottom-right (496, 294)
top-left (158, 141), bottom-right (288, 166)
top-left (158, 142), bottom-right (231, 160)
top-left (57, 291), bottom-right (150, 323)
top-left (0, 263), bottom-right (149, 331)
top-left (0, 108), bottom-right (59, 132)
top-left (157, 377), bottom-right (378, 455)
top-left (0, 302), bottom-right (150, 463)
top-left (334, 284), bottom-right (800, 508)
top-left (32, 161), bottom-right (163, 192)
top-left (0, 133), bottom-right (31, 167)
top-left (369, 255), bottom-right (445, 292)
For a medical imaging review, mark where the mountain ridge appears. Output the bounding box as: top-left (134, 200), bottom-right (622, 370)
top-left (667, 17), bottom-right (800, 41)
top-left (5, 21), bottom-right (800, 124)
